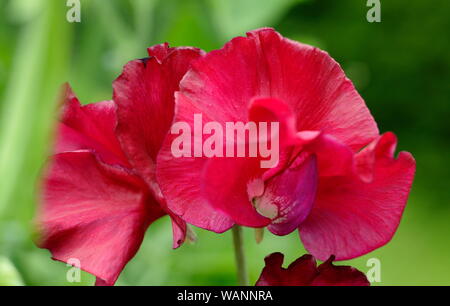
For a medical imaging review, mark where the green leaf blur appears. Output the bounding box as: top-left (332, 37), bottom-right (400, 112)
top-left (0, 0), bottom-right (449, 286)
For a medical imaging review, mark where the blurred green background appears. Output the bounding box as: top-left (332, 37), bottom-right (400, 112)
top-left (0, 0), bottom-right (449, 286)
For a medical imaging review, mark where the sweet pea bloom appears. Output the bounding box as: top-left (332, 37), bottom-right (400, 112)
top-left (256, 252), bottom-right (370, 286)
top-left (37, 44), bottom-right (203, 285)
top-left (157, 28), bottom-right (416, 260)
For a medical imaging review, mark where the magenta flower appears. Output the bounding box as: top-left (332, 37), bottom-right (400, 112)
top-left (36, 28), bottom-right (415, 286)
top-left (256, 253), bottom-right (370, 286)
top-left (37, 44), bottom-right (203, 285)
top-left (157, 28), bottom-right (416, 260)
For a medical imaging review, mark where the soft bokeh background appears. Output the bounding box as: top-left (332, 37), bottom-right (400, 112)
top-left (0, 0), bottom-right (449, 286)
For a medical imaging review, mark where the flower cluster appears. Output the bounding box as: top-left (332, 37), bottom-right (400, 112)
top-left (36, 28), bottom-right (415, 286)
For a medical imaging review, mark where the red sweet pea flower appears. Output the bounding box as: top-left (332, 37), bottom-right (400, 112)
top-left (37, 44), bottom-right (203, 285)
top-left (157, 28), bottom-right (416, 260)
top-left (256, 252), bottom-right (370, 286)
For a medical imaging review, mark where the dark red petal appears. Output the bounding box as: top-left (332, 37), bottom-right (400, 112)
top-left (37, 151), bottom-right (164, 285)
top-left (197, 98), bottom-right (303, 228)
top-left (285, 254), bottom-right (319, 286)
top-left (113, 46), bottom-right (204, 186)
top-left (56, 84), bottom-right (128, 167)
top-left (157, 96), bottom-right (301, 231)
top-left (113, 47), bottom-right (203, 246)
top-left (255, 253), bottom-right (318, 286)
top-left (256, 253), bottom-right (287, 286)
top-left (311, 256), bottom-right (370, 286)
top-left (156, 92), bottom-right (235, 233)
top-left (299, 132), bottom-right (416, 260)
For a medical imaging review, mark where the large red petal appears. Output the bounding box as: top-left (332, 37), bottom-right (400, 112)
top-left (156, 92), bottom-right (235, 233)
top-left (113, 46), bottom-right (203, 245)
top-left (37, 151), bottom-right (164, 285)
top-left (157, 96), bottom-right (302, 231)
top-left (178, 28), bottom-right (378, 150)
top-left (299, 132), bottom-right (416, 260)
top-left (157, 28), bottom-right (379, 232)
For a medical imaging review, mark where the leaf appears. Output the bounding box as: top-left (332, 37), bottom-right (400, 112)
top-left (0, 1), bottom-right (72, 222)
top-left (0, 256), bottom-right (24, 286)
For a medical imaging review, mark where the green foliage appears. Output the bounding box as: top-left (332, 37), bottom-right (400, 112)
top-left (206, 0), bottom-right (303, 40)
top-left (0, 256), bottom-right (23, 286)
top-left (0, 1), bottom-right (71, 221)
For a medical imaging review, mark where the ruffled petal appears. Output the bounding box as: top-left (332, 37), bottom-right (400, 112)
top-left (180, 142), bottom-right (317, 231)
top-left (255, 253), bottom-right (318, 286)
top-left (179, 28), bottom-right (378, 150)
top-left (113, 45), bottom-right (204, 185)
top-left (248, 97), bottom-right (299, 180)
top-left (299, 132), bottom-right (416, 260)
top-left (147, 42), bottom-right (171, 62)
top-left (113, 46), bottom-right (203, 246)
top-left (37, 151), bottom-right (164, 285)
top-left (311, 256), bottom-right (370, 286)
top-left (56, 84), bottom-right (128, 167)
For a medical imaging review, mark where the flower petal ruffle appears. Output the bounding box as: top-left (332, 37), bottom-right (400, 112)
top-left (38, 151), bottom-right (164, 285)
top-left (56, 84), bottom-right (128, 167)
top-left (311, 256), bottom-right (370, 286)
top-left (299, 132), bottom-right (416, 260)
top-left (113, 44), bottom-right (204, 186)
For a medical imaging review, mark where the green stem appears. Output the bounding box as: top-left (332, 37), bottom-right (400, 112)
top-left (232, 226), bottom-right (249, 286)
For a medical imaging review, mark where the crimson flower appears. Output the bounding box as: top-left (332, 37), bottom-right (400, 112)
top-left (36, 44), bottom-right (203, 285)
top-left (157, 28), bottom-right (416, 261)
top-left (256, 252), bottom-right (370, 286)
